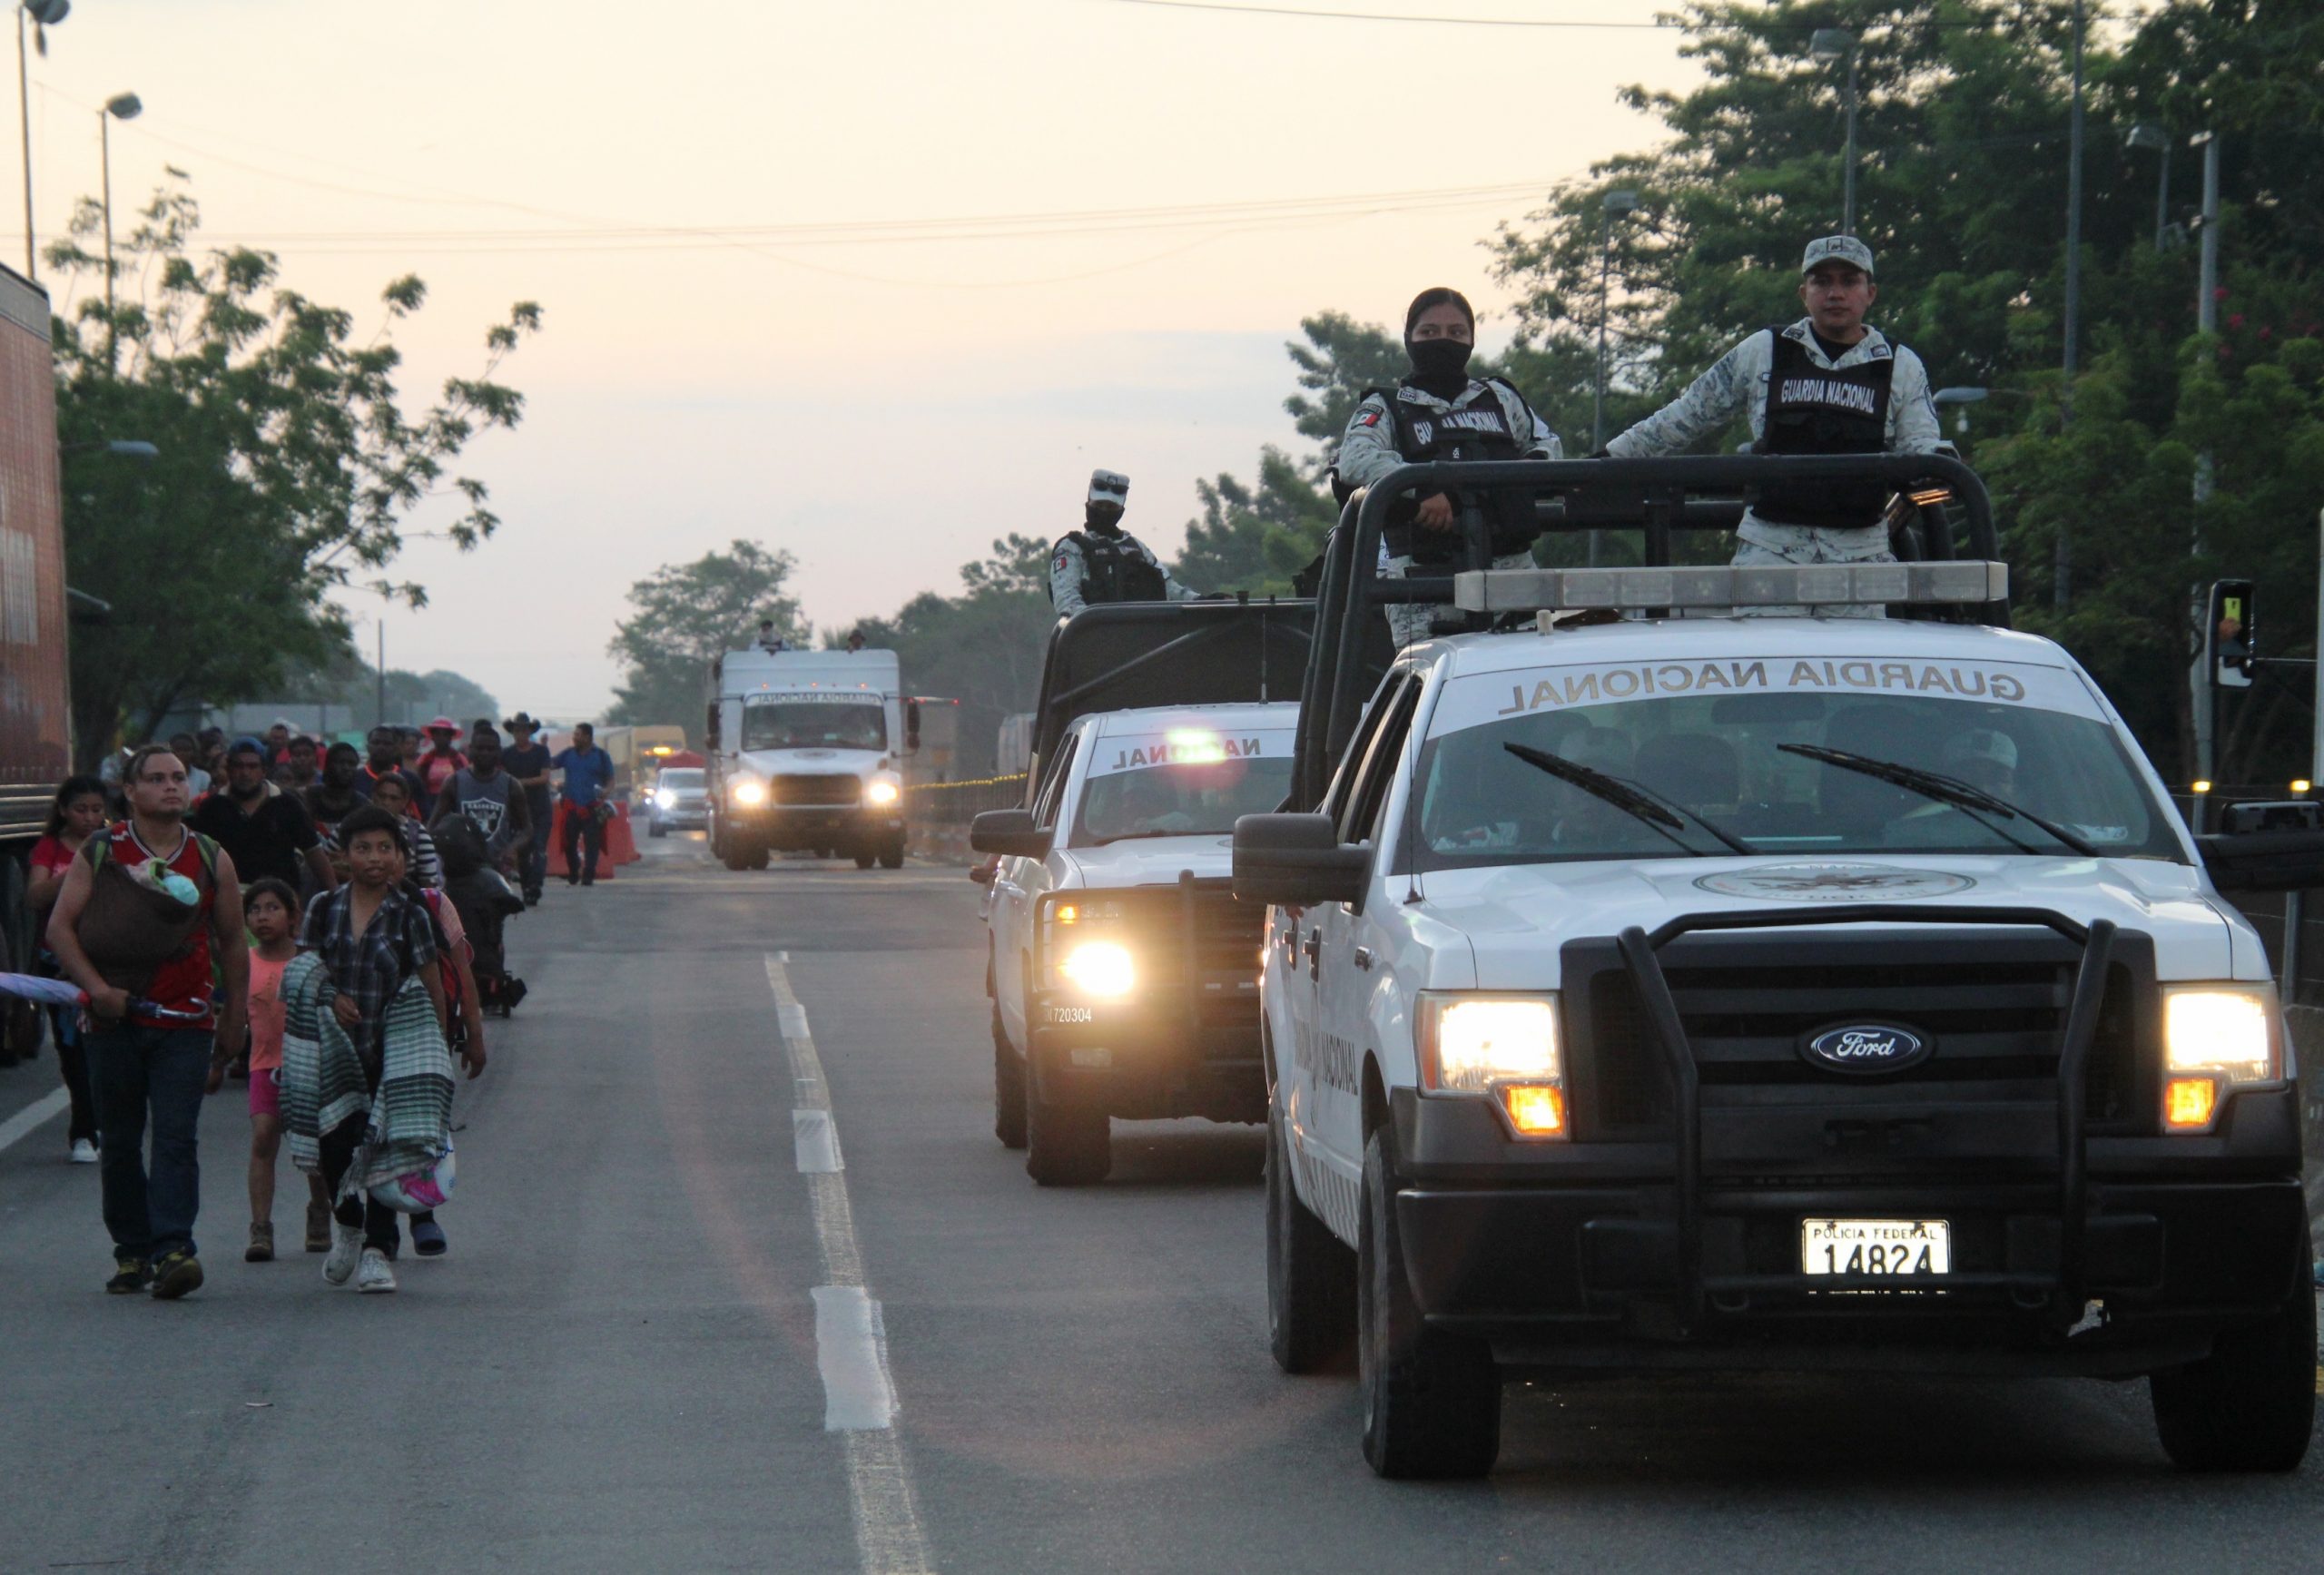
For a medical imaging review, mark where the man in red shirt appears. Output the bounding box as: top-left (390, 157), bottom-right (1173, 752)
top-left (46, 744), bottom-right (250, 1300)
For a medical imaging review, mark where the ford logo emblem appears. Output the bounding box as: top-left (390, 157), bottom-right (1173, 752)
top-left (1801, 1023), bottom-right (1933, 1075)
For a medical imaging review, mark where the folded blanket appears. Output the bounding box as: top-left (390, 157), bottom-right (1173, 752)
top-left (281, 952), bottom-right (455, 1195)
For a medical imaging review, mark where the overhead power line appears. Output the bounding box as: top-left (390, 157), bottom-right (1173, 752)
top-left (1091, 0), bottom-right (2152, 29)
top-left (1096, 0), bottom-right (1666, 25)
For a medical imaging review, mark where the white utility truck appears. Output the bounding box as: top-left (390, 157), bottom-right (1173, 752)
top-left (1238, 454), bottom-right (2316, 1481)
top-left (975, 701), bottom-right (1298, 1185)
top-left (704, 645), bottom-right (917, 871)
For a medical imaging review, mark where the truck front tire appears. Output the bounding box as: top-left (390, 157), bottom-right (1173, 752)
top-left (2151, 1219), bottom-right (2317, 1472)
top-left (1358, 1127), bottom-right (1500, 1479)
top-left (1267, 1101), bottom-right (1355, 1373)
top-left (1026, 1074), bottom-right (1110, 1186)
top-left (993, 1009), bottom-right (1027, 1149)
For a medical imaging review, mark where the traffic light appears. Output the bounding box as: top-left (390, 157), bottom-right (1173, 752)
top-left (2207, 580), bottom-right (2255, 689)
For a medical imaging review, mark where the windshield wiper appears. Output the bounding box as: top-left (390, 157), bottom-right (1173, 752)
top-left (1502, 743), bottom-right (1753, 856)
top-left (1088, 828), bottom-right (1213, 845)
top-left (1776, 743), bottom-right (2101, 857)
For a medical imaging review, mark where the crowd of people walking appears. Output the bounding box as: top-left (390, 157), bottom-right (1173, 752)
top-left (14, 712), bottom-right (576, 1300)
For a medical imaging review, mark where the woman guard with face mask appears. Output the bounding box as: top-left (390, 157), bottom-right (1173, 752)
top-left (1335, 287), bottom-right (1561, 645)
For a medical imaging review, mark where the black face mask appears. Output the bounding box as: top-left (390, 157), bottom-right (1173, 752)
top-left (1085, 502), bottom-right (1125, 534)
top-left (1406, 336), bottom-right (1473, 396)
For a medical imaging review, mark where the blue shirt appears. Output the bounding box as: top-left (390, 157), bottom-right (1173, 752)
top-left (552, 745), bottom-right (615, 807)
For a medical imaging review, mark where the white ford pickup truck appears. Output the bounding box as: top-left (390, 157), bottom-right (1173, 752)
top-left (974, 701), bottom-right (1299, 1185)
top-left (1238, 554), bottom-right (2315, 1481)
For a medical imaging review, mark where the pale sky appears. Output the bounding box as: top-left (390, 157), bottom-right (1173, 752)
top-left (24, 0), bottom-right (1702, 721)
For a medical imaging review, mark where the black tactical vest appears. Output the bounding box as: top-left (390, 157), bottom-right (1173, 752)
top-left (1365, 379), bottom-right (1540, 562)
top-left (1068, 531), bottom-right (1168, 604)
top-left (1756, 327), bottom-right (1897, 530)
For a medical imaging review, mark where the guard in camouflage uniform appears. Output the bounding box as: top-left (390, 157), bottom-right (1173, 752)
top-left (1048, 470), bottom-right (1202, 618)
top-left (1336, 286), bottom-right (1561, 646)
top-left (1602, 235), bottom-right (1943, 616)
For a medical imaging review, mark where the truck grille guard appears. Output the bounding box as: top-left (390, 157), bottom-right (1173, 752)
top-left (1611, 905), bottom-right (2119, 1331)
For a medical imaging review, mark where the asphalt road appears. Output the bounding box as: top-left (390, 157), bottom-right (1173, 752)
top-left (4, 822), bottom-right (2321, 1573)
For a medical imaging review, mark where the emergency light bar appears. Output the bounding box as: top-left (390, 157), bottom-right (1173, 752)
top-left (1452, 559), bottom-right (2009, 616)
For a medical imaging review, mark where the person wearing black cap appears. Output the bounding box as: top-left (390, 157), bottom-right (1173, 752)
top-left (1336, 286), bottom-right (1561, 645)
top-left (1601, 234), bottom-right (1942, 614)
top-left (191, 736), bottom-right (338, 893)
top-left (1047, 469), bottom-right (1203, 618)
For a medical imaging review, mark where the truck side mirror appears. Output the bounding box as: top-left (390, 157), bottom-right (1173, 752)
top-left (2199, 801), bottom-right (2324, 891)
top-left (2206, 578), bottom-right (2255, 690)
top-left (970, 808), bottom-right (1049, 858)
top-left (704, 703), bottom-right (721, 749)
top-left (1233, 813), bottom-right (1369, 908)
top-left (906, 698), bottom-right (921, 753)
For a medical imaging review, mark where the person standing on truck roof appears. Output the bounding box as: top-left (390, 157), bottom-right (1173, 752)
top-left (755, 619), bottom-right (791, 654)
top-left (1336, 287), bottom-right (1561, 647)
top-left (1600, 235), bottom-right (1943, 615)
top-left (1048, 470), bottom-right (1202, 619)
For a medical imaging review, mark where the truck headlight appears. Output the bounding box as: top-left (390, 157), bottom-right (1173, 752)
top-left (1059, 940), bottom-right (1136, 998)
top-left (655, 789), bottom-right (676, 809)
top-left (2161, 986), bottom-right (2278, 1130)
top-left (732, 780), bottom-right (767, 807)
top-left (1417, 992), bottom-right (1566, 1138)
top-left (865, 778), bottom-right (901, 806)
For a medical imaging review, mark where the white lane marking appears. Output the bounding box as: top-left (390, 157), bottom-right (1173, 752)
top-left (763, 954), bottom-right (934, 1574)
top-left (813, 1285), bottom-right (900, 1429)
top-left (793, 1108), bottom-right (844, 1174)
top-left (0, 1088), bottom-right (70, 1155)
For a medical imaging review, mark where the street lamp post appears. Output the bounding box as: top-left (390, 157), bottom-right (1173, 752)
top-left (97, 90), bottom-right (138, 360)
top-left (1591, 188), bottom-right (1640, 568)
top-left (1809, 28), bottom-right (1858, 235)
top-left (1932, 387), bottom-right (1990, 438)
top-left (2126, 123), bottom-right (2171, 252)
top-left (14, 0), bottom-right (67, 280)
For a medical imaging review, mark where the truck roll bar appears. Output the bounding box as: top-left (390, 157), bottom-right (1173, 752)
top-left (1293, 452), bottom-right (2006, 809)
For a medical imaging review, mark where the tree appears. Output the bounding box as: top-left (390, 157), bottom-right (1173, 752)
top-left (606, 540), bottom-right (807, 734)
top-left (1174, 448), bottom-right (1337, 595)
top-left (1480, 0), bottom-right (2324, 779)
top-left (51, 171), bottom-right (542, 765)
top-left (843, 536), bottom-right (1057, 774)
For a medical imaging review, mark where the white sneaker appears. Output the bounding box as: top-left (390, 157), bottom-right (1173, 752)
top-left (68, 1138), bottom-right (98, 1164)
top-left (322, 1219), bottom-right (363, 1285)
top-left (356, 1247), bottom-right (398, 1294)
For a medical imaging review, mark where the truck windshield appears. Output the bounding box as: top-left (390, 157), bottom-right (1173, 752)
top-left (742, 700), bottom-right (886, 753)
top-left (1070, 730), bottom-right (1295, 846)
top-left (659, 769), bottom-right (704, 788)
top-left (1412, 657), bottom-right (2184, 869)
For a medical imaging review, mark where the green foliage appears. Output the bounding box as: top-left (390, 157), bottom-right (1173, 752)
top-left (846, 536), bottom-right (1056, 775)
top-left (1478, 0), bottom-right (2324, 781)
top-left (606, 539), bottom-right (807, 735)
top-left (52, 172), bottom-right (541, 765)
top-left (1174, 448), bottom-right (1337, 595)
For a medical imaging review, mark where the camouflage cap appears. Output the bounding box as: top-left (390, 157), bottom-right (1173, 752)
top-left (1801, 234), bottom-right (1876, 277)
